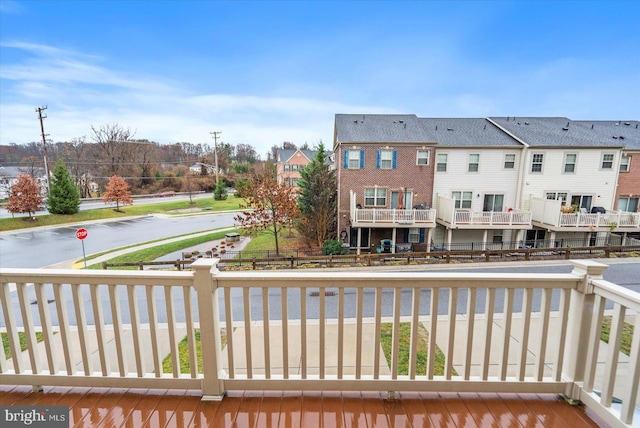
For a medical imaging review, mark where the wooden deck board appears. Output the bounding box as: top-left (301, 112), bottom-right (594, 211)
top-left (0, 386), bottom-right (608, 428)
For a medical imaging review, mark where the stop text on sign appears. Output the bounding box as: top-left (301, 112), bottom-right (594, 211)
top-left (76, 228), bottom-right (88, 240)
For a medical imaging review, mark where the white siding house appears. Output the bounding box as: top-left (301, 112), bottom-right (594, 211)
top-left (426, 118), bottom-right (531, 249)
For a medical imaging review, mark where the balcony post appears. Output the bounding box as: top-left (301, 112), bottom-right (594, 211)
top-left (563, 260), bottom-right (608, 400)
top-left (192, 258), bottom-right (225, 400)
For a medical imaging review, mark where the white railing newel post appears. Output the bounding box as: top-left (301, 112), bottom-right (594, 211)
top-left (193, 258), bottom-right (225, 400)
top-left (563, 260), bottom-right (608, 401)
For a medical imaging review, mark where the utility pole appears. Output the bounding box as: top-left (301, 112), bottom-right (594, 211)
top-left (210, 131), bottom-right (221, 183)
top-left (36, 106), bottom-right (52, 196)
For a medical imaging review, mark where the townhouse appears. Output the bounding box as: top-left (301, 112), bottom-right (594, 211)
top-left (421, 118), bottom-right (531, 249)
top-left (491, 117), bottom-right (640, 247)
top-left (334, 114), bottom-right (437, 254)
top-left (334, 115), bottom-right (640, 253)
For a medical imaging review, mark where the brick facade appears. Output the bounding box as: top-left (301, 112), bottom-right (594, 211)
top-left (615, 150), bottom-right (640, 212)
top-left (336, 143), bottom-right (436, 240)
top-left (276, 150), bottom-right (311, 190)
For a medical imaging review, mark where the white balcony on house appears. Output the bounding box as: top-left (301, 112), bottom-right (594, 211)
top-left (530, 197), bottom-right (640, 232)
top-left (1, 259), bottom-right (639, 427)
top-left (436, 195), bottom-right (532, 229)
top-left (349, 190), bottom-right (436, 228)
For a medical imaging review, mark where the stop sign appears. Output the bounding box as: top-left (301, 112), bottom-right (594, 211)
top-left (76, 228), bottom-right (88, 240)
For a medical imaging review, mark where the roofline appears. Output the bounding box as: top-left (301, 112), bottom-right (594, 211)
top-left (485, 118), bottom-right (529, 148)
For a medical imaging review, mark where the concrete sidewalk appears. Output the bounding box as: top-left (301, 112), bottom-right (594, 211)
top-left (11, 313), bottom-right (636, 407)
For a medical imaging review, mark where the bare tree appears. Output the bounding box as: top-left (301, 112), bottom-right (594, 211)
top-left (90, 123), bottom-right (136, 181)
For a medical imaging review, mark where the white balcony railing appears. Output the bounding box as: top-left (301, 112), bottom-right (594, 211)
top-left (436, 195), bottom-right (532, 228)
top-left (531, 197), bottom-right (640, 230)
top-left (453, 209), bottom-right (532, 226)
top-left (1, 260), bottom-right (638, 427)
top-left (353, 207), bottom-right (436, 225)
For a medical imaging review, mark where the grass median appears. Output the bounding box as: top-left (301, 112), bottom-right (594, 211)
top-left (86, 228), bottom-right (240, 269)
top-left (0, 197), bottom-right (242, 232)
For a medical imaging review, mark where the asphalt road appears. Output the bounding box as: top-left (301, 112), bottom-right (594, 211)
top-left (0, 212), bottom-right (238, 268)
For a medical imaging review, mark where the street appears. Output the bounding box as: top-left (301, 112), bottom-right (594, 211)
top-left (0, 212), bottom-right (238, 268)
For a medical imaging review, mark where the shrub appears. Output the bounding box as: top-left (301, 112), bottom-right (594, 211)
top-left (322, 239), bottom-right (347, 255)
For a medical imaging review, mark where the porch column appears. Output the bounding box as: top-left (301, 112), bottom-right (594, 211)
top-left (193, 259), bottom-right (225, 400)
top-left (391, 228), bottom-right (397, 253)
top-left (357, 228), bottom-right (362, 256)
top-left (515, 230), bottom-right (524, 249)
top-left (622, 232), bottom-right (627, 246)
top-left (427, 228), bottom-right (434, 252)
top-left (549, 231), bottom-right (556, 247)
top-left (482, 230), bottom-right (488, 250)
top-left (446, 228), bottom-right (453, 250)
top-left (563, 260), bottom-right (608, 401)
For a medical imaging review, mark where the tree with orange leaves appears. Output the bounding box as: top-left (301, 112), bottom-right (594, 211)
top-left (102, 175), bottom-right (133, 212)
top-left (6, 174), bottom-right (44, 220)
top-left (234, 174), bottom-right (299, 256)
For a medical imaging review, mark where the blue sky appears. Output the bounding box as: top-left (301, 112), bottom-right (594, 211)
top-left (1, 0), bottom-right (639, 158)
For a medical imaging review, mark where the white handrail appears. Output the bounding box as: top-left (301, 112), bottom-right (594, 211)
top-left (0, 260), bottom-right (637, 426)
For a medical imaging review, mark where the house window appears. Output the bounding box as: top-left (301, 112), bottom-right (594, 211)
top-left (364, 188), bottom-right (386, 207)
top-left (620, 155), bottom-right (630, 172)
top-left (284, 164), bottom-right (290, 172)
top-left (416, 150), bottom-right (429, 165)
top-left (468, 154), bottom-right (479, 172)
top-left (601, 153), bottom-right (614, 169)
top-left (546, 192), bottom-right (568, 203)
top-left (291, 178), bottom-right (299, 187)
top-left (292, 164), bottom-right (298, 172)
top-left (504, 154), bottom-right (515, 169)
top-left (345, 149), bottom-right (364, 169)
top-left (564, 154), bottom-right (577, 173)
top-left (531, 153), bottom-right (544, 172)
top-left (377, 149), bottom-right (396, 169)
top-left (492, 230), bottom-right (504, 244)
top-left (436, 154), bottom-right (448, 172)
top-left (452, 191), bottom-right (472, 209)
top-left (618, 197), bottom-right (639, 212)
top-left (483, 194), bottom-right (504, 212)
top-left (408, 227), bottom-right (420, 243)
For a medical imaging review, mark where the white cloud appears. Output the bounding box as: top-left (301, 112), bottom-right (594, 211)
top-left (0, 42), bottom-right (391, 155)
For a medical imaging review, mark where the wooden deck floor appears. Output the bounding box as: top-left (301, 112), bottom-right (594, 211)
top-left (0, 385), bottom-right (608, 427)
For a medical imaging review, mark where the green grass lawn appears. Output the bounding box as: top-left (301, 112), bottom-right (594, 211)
top-left (0, 196), bottom-right (242, 232)
top-left (600, 316), bottom-right (634, 356)
top-left (2, 332), bottom-right (45, 359)
top-left (380, 322), bottom-right (453, 376)
top-left (162, 329), bottom-right (228, 374)
top-left (88, 228), bottom-right (240, 269)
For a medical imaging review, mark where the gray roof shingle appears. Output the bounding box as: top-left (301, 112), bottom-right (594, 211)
top-left (335, 114), bottom-right (638, 149)
top-left (489, 117), bottom-right (627, 148)
top-left (335, 114), bottom-right (435, 144)
top-left (418, 118), bottom-right (522, 147)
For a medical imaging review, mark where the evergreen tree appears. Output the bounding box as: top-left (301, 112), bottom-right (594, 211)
top-left (48, 160), bottom-right (81, 214)
top-left (296, 143), bottom-right (337, 247)
top-left (213, 178), bottom-right (228, 201)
